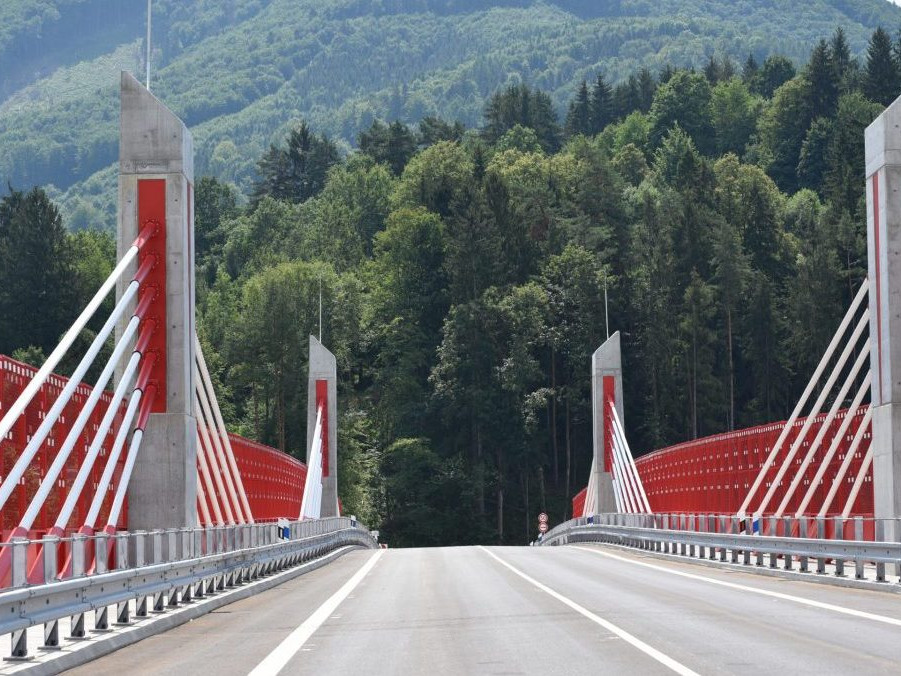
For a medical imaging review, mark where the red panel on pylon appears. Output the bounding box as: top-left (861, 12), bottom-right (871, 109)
top-left (137, 179), bottom-right (167, 413)
top-left (317, 379), bottom-right (329, 477)
top-left (603, 375), bottom-right (615, 473)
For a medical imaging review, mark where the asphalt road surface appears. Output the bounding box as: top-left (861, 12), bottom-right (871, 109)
top-left (71, 544), bottom-right (901, 675)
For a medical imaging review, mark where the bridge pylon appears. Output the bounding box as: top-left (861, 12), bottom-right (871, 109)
top-left (118, 71), bottom-right (198, 529)
top-left (589, 332), bottom-right (623, 515)
top-left (308, 336), bottom-right (339, 517)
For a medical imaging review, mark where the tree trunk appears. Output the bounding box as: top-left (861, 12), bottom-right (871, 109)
top-left (496, 444), bottom-right (504, 544)
top-left (522, 468), bottom-right (529, 542)
top-left (727, 307), bottom-right (734, 431)
top-left (551, 346), bottom-right (559, 485)
top-left (565, 398), bottom-right (572, 521)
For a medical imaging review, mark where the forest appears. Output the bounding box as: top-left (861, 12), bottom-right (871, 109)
top-left (1, 0), bottom-right (899, 233)
top-left (1, 21), bottom-right (900, 545)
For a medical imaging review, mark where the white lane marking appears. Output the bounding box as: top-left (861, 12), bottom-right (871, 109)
top-left (248, 549), bottom-right (384, 676)
top-left (574, 546), bottom-right (901, 628)
top-left (478, 546), bottom-right (698, 676)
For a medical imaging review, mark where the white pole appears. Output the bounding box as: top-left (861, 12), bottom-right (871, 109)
top-left (604, 274), bottom-right (609, 340)
top-left (145, 0), bottom-right (152, 90)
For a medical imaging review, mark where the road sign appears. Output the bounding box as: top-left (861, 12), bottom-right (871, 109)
top-left (538, 522), bottom-right (548, 534)
top-left (538, 512), bottom-right (548, 524)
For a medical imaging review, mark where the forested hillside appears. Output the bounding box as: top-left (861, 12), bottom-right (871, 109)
top-left (1, 0), bottom-right (900, 230)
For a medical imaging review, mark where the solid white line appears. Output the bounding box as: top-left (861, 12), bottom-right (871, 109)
top-left (248, 549), bottom-right (384, 676)
top-left (573, 546), bottom-right (901, 628)
top-left (478, 546), bottom-right (698, 676)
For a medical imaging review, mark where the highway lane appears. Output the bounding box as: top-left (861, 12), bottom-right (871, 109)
top-left (71, 544), bottom-right (901, 675)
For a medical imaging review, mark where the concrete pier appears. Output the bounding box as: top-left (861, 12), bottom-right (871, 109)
top-left (590, 331), bottom-right (623, 514)
top-left (866, 96), bottom-right (901, 538)
top-left (308, 336), bottom-right (339, 518)
top-left (118, 71), bottom-right (198, 529)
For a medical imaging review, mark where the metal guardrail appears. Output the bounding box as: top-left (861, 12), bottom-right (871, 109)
top-left (0, 517), bottom-right (377, 660)
top-left (538, 515), bottom-right (901, 584)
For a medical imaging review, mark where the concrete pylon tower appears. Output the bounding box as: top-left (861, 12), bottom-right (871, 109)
top-left (118, 71), bottom-right (198, 529)
top-left (590, 332), bottom-right (624, 514)
top-left (866, 98), bottom-right (901, 538)
top-left (308, 336), bottom-right (339, 517)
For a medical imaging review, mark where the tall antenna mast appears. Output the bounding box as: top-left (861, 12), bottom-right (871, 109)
top-left (318, 276), bottom-right (323, 342)
top-left (145, 0), bottom-right (152, 90)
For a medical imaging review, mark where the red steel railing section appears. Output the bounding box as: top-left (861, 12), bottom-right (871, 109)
top-left (0, 355), bottom-right (306, 538)
top-left (0, 356), bottom-right (127, 538)
top-left (573, 408), bottom-right (873, 518)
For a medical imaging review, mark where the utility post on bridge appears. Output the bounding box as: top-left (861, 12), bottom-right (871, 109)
top-left (308, 336), bottom-right (339, 517)
top-left (118, 71), bottom-right (198, 529)
top-left (866, 97), bottom-right (901, 540)
top-left (590, 331), bottom-right (623, 514)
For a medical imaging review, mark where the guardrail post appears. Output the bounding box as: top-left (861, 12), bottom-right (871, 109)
top-left (743, 518), bottom-right (753, 565)
top-left (799, 517), bottom-right (809, 572)
top-left (38, 536), bottom-right (61, 651)
top-left (730, 517), bottom-right (740, 563)
top-left (95, 532), bottom-right (109, 574)
top-left (834, 516), bottom-right (846, 577)
top-left (875, 520), bottom-right (887, 582)
top-left (150, 532), bottom-right (167, 611)
top-left (782, 517), bottom-right (793, 571)
top-left (115, 533), bottom-right (131, 624)
top-left (718, 517), bottom-right (727, 562)
top-left (853, 517), bottom-right (865, 580)
top-left (816, 517), bottom-right (826, 573)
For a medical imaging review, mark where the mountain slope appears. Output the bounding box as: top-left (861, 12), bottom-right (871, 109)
top-left (1, 0), bottom-right (899, 229)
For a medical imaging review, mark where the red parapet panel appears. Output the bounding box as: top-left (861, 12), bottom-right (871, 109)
top-left (0, 356), bottom-right (129, 535)
top-left (573, 407), bottom-right (874, 518)
top-left (229, 433), bottom-right (306, 522)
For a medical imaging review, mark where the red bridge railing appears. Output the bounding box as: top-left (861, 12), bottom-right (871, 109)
top-left (0, 355), bottom-right (306, 536)
top-left (573, 408), bottom-right (872, 518)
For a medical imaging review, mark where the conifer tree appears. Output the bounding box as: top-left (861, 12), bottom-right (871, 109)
top-left (564, 80), bottom-right (592, 137)
top-left (589, 74), bottom-right (614, 132)
top-left (864, 27), bottom-right (900, 105)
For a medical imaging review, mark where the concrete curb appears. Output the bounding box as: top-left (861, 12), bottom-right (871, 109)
top-left (10, 545), bottom-right (368, 676)
top-left (573, 542), bottom-right (901, 594)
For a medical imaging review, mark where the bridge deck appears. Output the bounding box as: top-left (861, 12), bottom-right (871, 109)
top-left (45, 545), bottom-right (901, 675)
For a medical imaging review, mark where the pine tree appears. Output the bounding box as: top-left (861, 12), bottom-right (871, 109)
top-left (743, 53), bottom-right (759, 84)
top-left (564, 80), bottom-right (592, 137)
top-left (830, 27), bottom-right (853, 92)
top-left (636, 67), bottom-right (657, 112)
top-left (589, 74), bottom-right (613, 132)
top-left (805, 39), bottom-right (838, 118)
top-left (864, 27), bottom-right (900, 105)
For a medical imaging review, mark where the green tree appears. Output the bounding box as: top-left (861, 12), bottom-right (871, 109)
top-left (483, 83), bottom-right (561, 152)
top-left (710, 78), bottom-right (760, 156)
top-left (0, 187), bottom-right (77, 355)
top-left (649, 70), bottom-right (714, 154)
top-left (251, 122), bottom-right (339, 205)
top-left (590, 74), bottom-right (615, 133)
top-left (565, 80), bottom-right (592, 137)
top-left (864, 27), bottom-right (900, 105)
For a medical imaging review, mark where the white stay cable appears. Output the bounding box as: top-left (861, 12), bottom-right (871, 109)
top-left (0, 226), bottom-right (153, 446)
top-left (195, 335), bottom-right (254, 523)
top-left (737, 280), bottom-right (869, 517)
top-left (609, 403), bottom-right (652, 512)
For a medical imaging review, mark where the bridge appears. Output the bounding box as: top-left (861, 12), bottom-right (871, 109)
top-left (1, 73), bottom-right (901, 674)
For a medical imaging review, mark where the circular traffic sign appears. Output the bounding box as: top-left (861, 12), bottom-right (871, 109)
top-left (538, 522), bottom-right (549, 533)
top-left (538, 512), bottom-right (548, 524)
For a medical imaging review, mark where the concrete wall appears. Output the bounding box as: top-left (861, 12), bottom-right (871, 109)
top-left (118, 71), bottom-right (198, 529)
